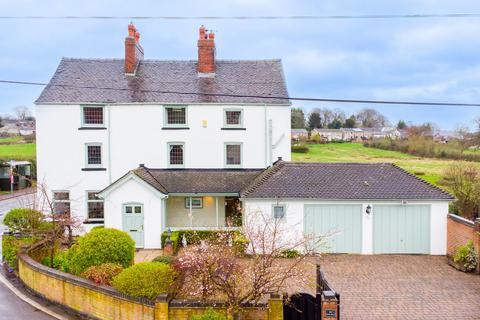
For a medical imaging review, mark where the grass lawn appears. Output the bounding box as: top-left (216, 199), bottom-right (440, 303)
top-left (292, 143), bottom-right (480, 186)
top-left (0, 136), bottom-right (23, 144)
top-left (0, 143), bottom-right (36, 161)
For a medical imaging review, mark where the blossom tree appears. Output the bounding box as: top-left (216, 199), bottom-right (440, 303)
top-left (173, 208), bottom-right (327, 319)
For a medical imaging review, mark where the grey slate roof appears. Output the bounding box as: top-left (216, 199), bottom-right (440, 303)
top-left (36, 58), bottom-right (290, 105)
top-left (133, 167), bottom-right (263, 194)
top-left (241, 161), bottom-right (453, 200)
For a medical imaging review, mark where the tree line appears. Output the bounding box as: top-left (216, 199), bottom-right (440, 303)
top-left (292, 107), bottom-right (395, 130)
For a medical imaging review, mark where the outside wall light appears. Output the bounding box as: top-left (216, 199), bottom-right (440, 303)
top-left (366, 205), bottom-right (372, 214)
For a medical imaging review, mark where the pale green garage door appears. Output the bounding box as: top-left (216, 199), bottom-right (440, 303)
top-left (304, 204), bottom-right (362, 253)
top-left (373, 205), bottom-right (430, 254)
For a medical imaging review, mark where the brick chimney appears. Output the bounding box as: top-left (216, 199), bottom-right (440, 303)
top-left (197, 25), bottom-right (216, 75)
top-left (124, 23), bottom-right (144, 75)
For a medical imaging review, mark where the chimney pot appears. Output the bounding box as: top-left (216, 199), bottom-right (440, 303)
top-left (128, 23), bottom-right (136, 37)
top-left (135, 31), bottom-right (140, 43)
top-left (199, 25), bottom-right (206, 39)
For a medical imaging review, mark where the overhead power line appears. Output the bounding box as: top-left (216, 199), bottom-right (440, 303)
top-left (1, 79), bottom-right (479, 107)
top-left (1, 14), bottom-right (480, 20)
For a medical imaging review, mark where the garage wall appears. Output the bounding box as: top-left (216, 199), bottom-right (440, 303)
top-left (243, 199), bottom-right (449, 255)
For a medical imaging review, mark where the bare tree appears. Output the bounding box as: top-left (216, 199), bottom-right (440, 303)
top-left (14, 106), bottom-right (31, 121)
top-left (174, 210), bottom-right (326, 319)
top-left (17, 182), bottom-right (83, 266)
top-left (442, 164), bottom-right (480, 220)
top-left (356, 108), bottom-right (389, 128)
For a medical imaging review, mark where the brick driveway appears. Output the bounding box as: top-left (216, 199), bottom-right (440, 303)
top-left (320, 255), bottom-right (480, 320)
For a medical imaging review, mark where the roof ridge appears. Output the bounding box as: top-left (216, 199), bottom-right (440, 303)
top-left (240, 161), bottom-right (286, 197)
top-left (60, 57), bottom-right (282, 63)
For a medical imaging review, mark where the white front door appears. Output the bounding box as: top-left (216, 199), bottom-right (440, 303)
top-left (122, 203), bottom-right (144, 248)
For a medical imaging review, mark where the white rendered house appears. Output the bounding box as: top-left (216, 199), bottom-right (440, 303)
top-left (36, 24), bottom-right (452, 253)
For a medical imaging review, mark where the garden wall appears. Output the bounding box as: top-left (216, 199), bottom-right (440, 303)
top-left (17, 254), bottom-right (280, 320)
top-left (447, 214), bottom-right (480, 272)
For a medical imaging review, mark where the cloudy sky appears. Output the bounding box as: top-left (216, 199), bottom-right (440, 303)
top-left (1, 0), bottom-right (480, 130)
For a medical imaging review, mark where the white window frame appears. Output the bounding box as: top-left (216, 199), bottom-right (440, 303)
top-left (224, 142), bottom-right (243, 168)
top-left (85, 143), bottom-right (103, 168)
top-left (81, 105), bottom-right (105, 127)
top-left (52, 190), bottom-right (70, 215)
top-left (167, 142), bottom-right (185, 168)
top-left (272, 204), bottom-right (286, 221)
top-left (185, 197), bottom-right (203, 209)
top-left (86, 191), bottom-right (104, 221)
top-left (223, 108), bottom-right (244, 128)
top-left (163, 106), bottom-right (188, 128)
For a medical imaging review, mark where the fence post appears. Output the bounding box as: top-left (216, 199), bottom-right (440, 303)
top-left (155, 293), bottom-right (169, 320)
top-left (268, 293), bottom-right (283, 320)
top-left (321, 290), bottom-right (339, 320)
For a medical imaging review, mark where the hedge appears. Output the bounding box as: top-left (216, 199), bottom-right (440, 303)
top-left (112, 262), bottom-right (176, 300)
top-left (161, 230), bottom-right (249, 254)
top-left (2, 235), bottom-right (37, 269)
top-left (3, 208), bottom-right (44, 235)
top-left (64, 228), bottom-right (135, 275)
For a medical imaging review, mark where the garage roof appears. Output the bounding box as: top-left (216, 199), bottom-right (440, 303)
top-left (241, 161), bottom-right (454, 200)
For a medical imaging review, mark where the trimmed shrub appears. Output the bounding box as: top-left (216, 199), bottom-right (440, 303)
top-left (191, 309), bottom-right (227, 320)
top-left (161, 230), bottom-right (249, 254)
top-left (291, 143), bottom-right (310, 153)
top-left (112, 262), bottom-right (176, 300)
top-left (3, 208), bottom-right (44, 235)
top-left (82, 263), bottom-right (124, 286)
top-left (2, 236), bottom-right (37, 269)
top-left (152, 255), bottom-right (174, 264)
top-left (41, 251), bottom-right (69, 270)
top-left (453, 240), bottom-right (478, 272)
top-left (66, 228), bottom-right (135, 275)
top-left (279, 249), bottom-right (301, 258)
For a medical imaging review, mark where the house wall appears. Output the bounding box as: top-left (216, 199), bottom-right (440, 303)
top-left (36, 103), bottom-right (290, 225)
top-left (103, 176), bottom-right (165, 248)
top-left (165, 196), bottom-right (226, 228)
top-left (243, 199), bottom-right (449, 255)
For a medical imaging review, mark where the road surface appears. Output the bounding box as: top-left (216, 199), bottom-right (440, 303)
top-left (0, 281), bottom-right (56, 320)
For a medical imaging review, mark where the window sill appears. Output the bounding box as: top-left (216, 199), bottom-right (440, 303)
top-left (83, 219), bottom-right (104, 224)
top-left (221, 127), bottom-right (246, 130)
top-left (78, 127), bottom-right (107, 130)
top-left (81, 168), bottom-right (107, 171)
top-left (162, 127), bottom-right (190, 130)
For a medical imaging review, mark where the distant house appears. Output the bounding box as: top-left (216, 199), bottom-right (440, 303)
top-left (0, 120), bottom-right (35, 136)
top-left (311, 128), bottom-right (344, 141)
top-left (291, 129), bottom-right (308, 141)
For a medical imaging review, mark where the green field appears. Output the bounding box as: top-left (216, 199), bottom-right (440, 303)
top-left (0, 136), bottom-right (23, 144)
top-left (0, 143), bottom-right (36, 161)
top-left (292, 143), bottom-right (479, 186)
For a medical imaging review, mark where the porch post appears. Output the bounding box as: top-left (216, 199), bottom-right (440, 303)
top-left (215, 197), bottom-right (219, 228)
top-left (189, 196), bottom-right (193, 227)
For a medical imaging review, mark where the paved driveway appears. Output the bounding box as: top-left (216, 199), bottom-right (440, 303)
top-left (321, 255), bottom-right (480, 320)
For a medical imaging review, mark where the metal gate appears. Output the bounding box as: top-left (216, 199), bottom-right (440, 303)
top-left (283, 265), bottom-right (340, 320)
top-left (283, 292), bottom-right (321, 320)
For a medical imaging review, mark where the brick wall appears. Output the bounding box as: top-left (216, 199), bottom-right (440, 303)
top-left (447, 214), bottom-right (480, 272)
top-left (18, 254), bottom-right (279, 320)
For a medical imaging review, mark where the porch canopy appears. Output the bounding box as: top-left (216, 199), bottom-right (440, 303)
top-left (134, 166), bottom-right (263, 229)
